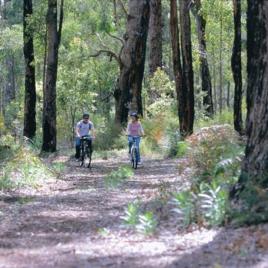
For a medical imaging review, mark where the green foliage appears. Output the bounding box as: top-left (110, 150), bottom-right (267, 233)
top-left (0, 143), bottom-right (59, 190)
top-left (121, 201), bottom-right (140, 226)
top-left (188, 125), bottom-right (243, 185)
top-left (145, 69), bottom-right (176, 117)
top-left (136, 211), bottom-right (157, 236)
top-left (104, 166), bottom-right (133, 188)
top-left (231, 175), bottom-right (268, 226)
top-left (122, 201), bottom-right (157, 235)
top-left (140, 111), bottom-right (180, 157)
top-left (93, 118), bottom-right (123, 151)
top-left (199, 184), bottom-right (229, 226)
top-left (171, 182), bottom-right (229, 228)
top-left (171, 191), bottom-right (196, 227)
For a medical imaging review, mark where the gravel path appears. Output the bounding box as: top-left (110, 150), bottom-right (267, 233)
top-left (0, 153), bottom-right (268, 268)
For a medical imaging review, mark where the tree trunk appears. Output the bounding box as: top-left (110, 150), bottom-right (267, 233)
top-left (230, 0), bottom-right (268, 223)
top-left (42, 0), bottom-right (64, 152)
top-left (219, 0), bottom-right (223, 113)
top-left (191, 0), bottom-right (213, 116)
top-left (169, 0), bottom-right (183, 128)
top-left (232, 0), bottom-right (243, 134)
top-left (23, 0), bottom-right (36, 139)
top-left (241, 0), bottom-right (268, 180)
top-left (179, 0), bottom-right (195, 137)
top-left (149, 0), bottom-right (162, 75)
top-left (212, 46), bottom-right (217, 113)
top-left (115, 0), bottom-right (150, 125)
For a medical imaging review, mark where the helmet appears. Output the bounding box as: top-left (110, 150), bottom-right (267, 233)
top-left (130, 112), bottom-right (138, 118)
top-left (83, 113), bottom-right (89, 119)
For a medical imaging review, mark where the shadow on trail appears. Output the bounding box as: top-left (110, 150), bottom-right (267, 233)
top-left (0, 155), bottom-right (185, 268)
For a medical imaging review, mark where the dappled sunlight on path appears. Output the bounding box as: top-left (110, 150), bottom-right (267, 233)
top-left (0, 153), bottom-right (268, 267)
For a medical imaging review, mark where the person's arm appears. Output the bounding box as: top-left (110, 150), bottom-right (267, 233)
top-left (76, 122), bottom-right (81, 138)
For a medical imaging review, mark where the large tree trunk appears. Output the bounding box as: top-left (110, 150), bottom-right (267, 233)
top-left (241, 0), bottom-right (268, 181)
top-left (169, 0), bottom-right (183, 127)
top-left (231, 0), bottom-right (243, 134)
top-left (23, 0), bottom-right (36, 139)
top-left (191, 0), bottom-right (213, 116)
top-left (42, 0), bottom-right (64, 152)
top-left (148, 0), bottom-right (162, 75)
top-left (179, 0), bottom-right (195, 137)
top-left (115, 0), bottom-right (150, 125)
top-left (231, 0), bottom-right (268, 223)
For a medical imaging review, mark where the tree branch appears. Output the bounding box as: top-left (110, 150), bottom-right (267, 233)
top-left (58, 0), bottom-right (64, 45)
top-left (90, 49), bottom-right (121, 65)
top-left (107, 32), bottom-right (124, 46)
top-left (117, 0), bottom-right (128, 17)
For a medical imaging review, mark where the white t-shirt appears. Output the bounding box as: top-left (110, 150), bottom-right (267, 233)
top-left (76, 120), bottom-right (94, 137)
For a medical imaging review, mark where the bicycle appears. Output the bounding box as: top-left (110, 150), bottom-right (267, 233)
top-left (79, 136), bottom-right (93, 168)
top-left (128, 136), bottom-right (140, 169)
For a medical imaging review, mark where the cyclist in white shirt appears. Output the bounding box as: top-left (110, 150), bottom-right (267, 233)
top-left (75, 113), bottom-right (95, 160)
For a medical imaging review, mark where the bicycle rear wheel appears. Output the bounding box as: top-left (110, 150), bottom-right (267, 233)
top-left (132, 148), bottom-right (138, 169)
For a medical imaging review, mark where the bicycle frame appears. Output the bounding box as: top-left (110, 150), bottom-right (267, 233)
top-left (80, 136), bottom-right (92, 168)
top-left (128, 136), bottom-right (139, 169)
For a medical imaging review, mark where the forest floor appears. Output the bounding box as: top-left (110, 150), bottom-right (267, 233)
top-left (0, 151), bottom-right (268, 268)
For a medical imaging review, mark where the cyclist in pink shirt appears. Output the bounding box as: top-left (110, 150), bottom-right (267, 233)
top-left (127, 112), bottom-right (144, 164)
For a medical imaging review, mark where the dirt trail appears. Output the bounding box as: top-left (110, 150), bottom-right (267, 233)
top-left (0, 154), bottom-right (268, 268)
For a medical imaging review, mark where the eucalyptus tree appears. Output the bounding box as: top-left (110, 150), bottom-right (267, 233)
top-left (23, 0), bottom-right (36, 139)
top-left (115, 0), bottom-right (150, 124)
top-left (191, 0), bottom-right (213, 117)
top-left (232, 0), bottom-right (268, 223)
top-left (148, 0), bottom-right (162, 75)
top-left (169, 0), bottom-right (182, 127)
top-left (231, 0), bottom-right (243, 134)
top-left (42, 0), bottom-right (64, 152)
top-left (179, 0), bottom-right (194, 136)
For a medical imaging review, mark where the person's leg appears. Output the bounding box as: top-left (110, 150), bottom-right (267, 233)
top-left (75, 137), bottom-right (81, 159)
top-left (136, 137), bottom-right (141, 162)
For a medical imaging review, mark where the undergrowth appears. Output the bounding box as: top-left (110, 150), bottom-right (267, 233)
top-left (0, 135), bottom-right (64, 190)
top-left (170, 124), bottom-right (245, 228)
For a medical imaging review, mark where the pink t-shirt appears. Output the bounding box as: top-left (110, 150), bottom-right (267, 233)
top-left (127, 122), bottom-right (144, 136)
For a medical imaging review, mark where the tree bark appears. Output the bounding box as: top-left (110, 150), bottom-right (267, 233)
top-left (169, 0), bottom-right (183, 128)
top-left (232, 0), bottom-right (243, 134)
top-left (219, 0), bottom-right (223, 113)
top-left (115, 0), bottom-right (150, 125)
top-left (241, 0), bottom-right (268, 181)
top-left (42, 0), bottom-right (64, 152)
top-left (23, 0), bottom-right (36, 139)
top-left (230, 1), bottom-right (268, 223)
top-left (191, 0), bottom-right (213, 116)
top-left (179, 0), bottom-right (195, 137)
top-left (148, 0), bottom-right (162, 75)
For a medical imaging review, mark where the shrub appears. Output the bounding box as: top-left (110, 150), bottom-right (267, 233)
top-left (121, 201), bottom-right (140, 226)
top-left (171, 191), bottom-right (197, 227)
top-left (136, 211), bottom-right (157, 235)
top-left (0, 145), bottom-right (56, 190)
top-left (187, 124), bottom-right (244, 185)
